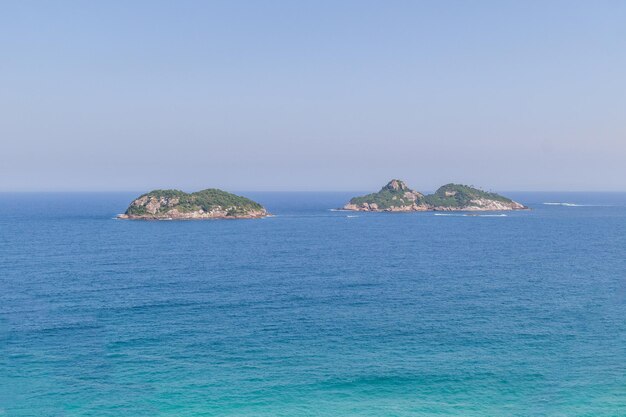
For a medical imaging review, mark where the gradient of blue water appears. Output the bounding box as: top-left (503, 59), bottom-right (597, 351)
top-left (1, 192), bottom-right (625, 416)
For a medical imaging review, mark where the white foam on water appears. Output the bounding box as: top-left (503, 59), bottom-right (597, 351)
top-left (434, 213), bottom-right (507, 217)
top-left (543, 202), bottom-right (612, 207)
top-left (544, 202), bottom-right (583, 207)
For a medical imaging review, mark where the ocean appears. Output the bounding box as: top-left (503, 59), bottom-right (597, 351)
top-left (1, 192), bottom-right (625, 416)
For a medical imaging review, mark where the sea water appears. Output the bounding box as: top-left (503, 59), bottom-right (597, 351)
top-left (1, 192), bottom-right (625, 416)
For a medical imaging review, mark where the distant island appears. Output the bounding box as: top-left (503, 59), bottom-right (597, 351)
top-left (117, 189), bottom-right (269, 220)
top-left (344, 180), bottom-right (527, 212)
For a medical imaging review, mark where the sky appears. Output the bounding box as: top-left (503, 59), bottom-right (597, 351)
top-left (1, 1), bottom-right (625, 192)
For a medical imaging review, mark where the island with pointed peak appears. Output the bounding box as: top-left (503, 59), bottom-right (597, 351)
top-left (343, 180), bottom-right (527, 212)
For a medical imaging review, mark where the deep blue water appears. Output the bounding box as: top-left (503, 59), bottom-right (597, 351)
top-left (1, 192), bottom-right (625, 416)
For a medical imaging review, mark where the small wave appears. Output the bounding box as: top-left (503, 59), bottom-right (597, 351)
top-left (346, 215), bottom-right (359, 218)
top-left (543, 202), bottom-right (611, 207)
top-left (434, 213), bottom-right (507, 217)
top-left (329, 208), bottom-right (350, 212)
top-left (544, 202), bottom-right (583, 207)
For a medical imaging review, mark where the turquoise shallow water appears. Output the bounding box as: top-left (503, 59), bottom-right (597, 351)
top-left (1, 192), bottom-right (625, 416)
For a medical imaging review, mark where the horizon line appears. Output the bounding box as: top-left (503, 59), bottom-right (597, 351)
top-left (2, 189), bottom-right (626, 194)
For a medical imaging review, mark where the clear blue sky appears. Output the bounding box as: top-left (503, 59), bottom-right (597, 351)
top-left (2, 1), bottom-right (625, 191)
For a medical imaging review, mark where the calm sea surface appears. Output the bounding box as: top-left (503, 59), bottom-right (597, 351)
top-left (1, 192), bottom-right (625, 416)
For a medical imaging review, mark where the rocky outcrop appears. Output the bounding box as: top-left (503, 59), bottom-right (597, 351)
top-left (117, 189), bottom-right (269, 220)
top-left (344, 180), bottom-right (527, 212)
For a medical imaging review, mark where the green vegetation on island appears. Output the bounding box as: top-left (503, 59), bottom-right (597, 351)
top-left (120, 189), bottom-right (268, 219)
top-left (423, 183), bottom-right (514, 208)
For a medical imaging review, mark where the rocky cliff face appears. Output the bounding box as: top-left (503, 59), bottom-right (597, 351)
top-left (384, 179), bottom-right (409, 192)
top-left (117, 189), bottom-right (269, 220)
top-left (344, 180), bottom-right (527, 212)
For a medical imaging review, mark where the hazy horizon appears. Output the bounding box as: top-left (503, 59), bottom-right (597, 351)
top-left (2, 1), bottom-right (626, 192)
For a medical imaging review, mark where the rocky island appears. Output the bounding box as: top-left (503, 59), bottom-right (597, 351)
top-left (117, 189), bottom-right (269, 220)
top-left (344, 180), bottom-right (526, 212)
